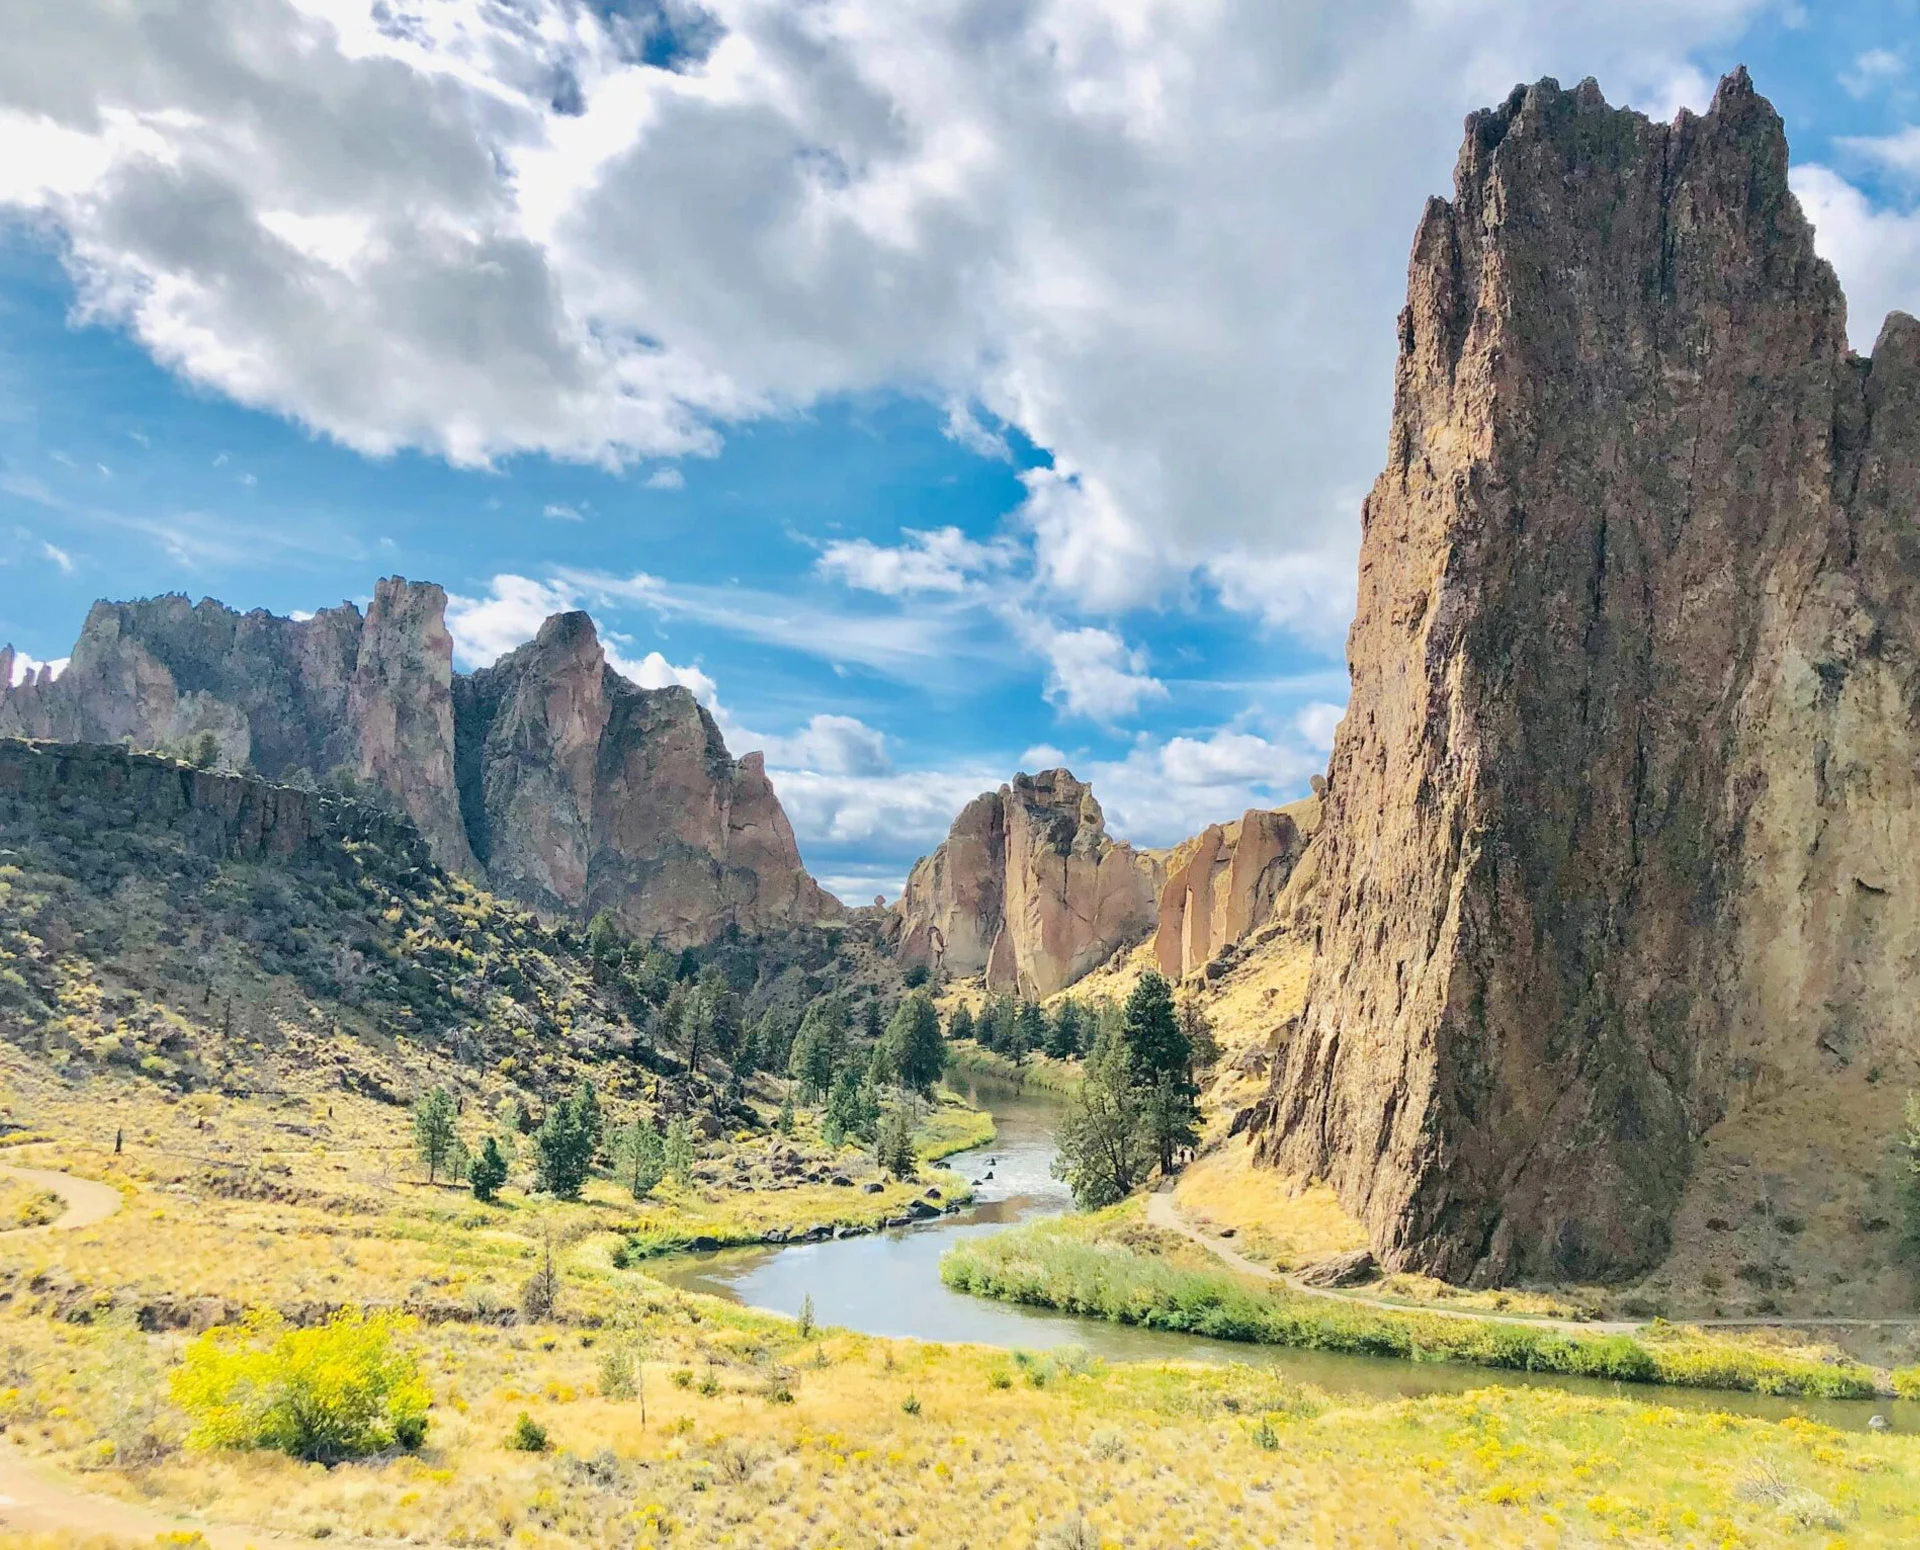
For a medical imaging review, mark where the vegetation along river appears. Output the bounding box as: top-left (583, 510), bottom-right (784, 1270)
top-left (654, 1076), bottom-right (1911, 1433)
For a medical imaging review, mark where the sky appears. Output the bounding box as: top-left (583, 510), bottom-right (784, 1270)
top-left (1, 1), bottom-right (1917, 904)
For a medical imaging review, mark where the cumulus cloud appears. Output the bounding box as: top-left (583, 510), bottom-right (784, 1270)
top-left (618, 646), bottom-right (719, 705)
top-left (444, 573), bottom-right (580, 667)
top-left (0, 0), bottom-right (1792, 642)
top-left (1007, 611), bottom-right (1165, 721)
top-left (6, 652), bottom-right (70, 686)
top-left (1087, 727), bottom-right (1325, 848)
top-left (817, 525), bottom-right (1018, 595)
top-left (1293, 700), bottom-right (1346, 752)
top-left (1793, 164), bottom-right (1920, 354)
top-left (543, 502), bottom-right (584, 521)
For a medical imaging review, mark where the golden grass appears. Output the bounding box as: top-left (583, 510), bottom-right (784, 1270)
top-left (0, 1175), bottom-right (62, 1228)
top-left (1169, 1141), bottom-right (1367, 1271)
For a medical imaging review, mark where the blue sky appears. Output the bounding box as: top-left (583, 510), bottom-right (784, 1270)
top-left (2, 1), bottom-right (1918, 901)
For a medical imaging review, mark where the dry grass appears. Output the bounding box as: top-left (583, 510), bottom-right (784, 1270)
top-left (1170, 1142), bottom-right (1366, 1271)
top-left (0, 1175), bottom-right (62, 1228)
top-left (6, 1063), bottom-right (1920, 1548)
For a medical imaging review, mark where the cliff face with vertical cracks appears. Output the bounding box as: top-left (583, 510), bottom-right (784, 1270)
top-left (454, 610), bottom-right (838, 945)
top-left (1152, 798), bottom-right (1319, 982)
top-left (1, 582), bottom-right (838, 947)
top-left (1254, 70), bottom-right (1920, 1284)
top-left (895, 769), bottom-right (1158, 999)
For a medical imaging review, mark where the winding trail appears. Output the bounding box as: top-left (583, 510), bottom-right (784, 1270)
top-left (0, 1441), bottom-right (393, 1548)
top-left (0, 1163), bottom-right (123, 1235)
top-left (1148, 1185), bottom-right (1920, 1338)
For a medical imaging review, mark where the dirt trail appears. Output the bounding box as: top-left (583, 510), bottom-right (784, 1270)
top-left (0, 1442), bottom-right (405, 1548)
top-left (1147, 1186), bottom-right (1920, 1338)
top-left (1145, 1185), bottom-right (1645, 1334)
top-left (0, 1163), bottom-right (123, 1234)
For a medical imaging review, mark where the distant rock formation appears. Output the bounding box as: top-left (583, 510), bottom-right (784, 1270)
top-left (454, 609), bottom-right (839, 945)
top-left (1152, 798), bottom-right (1319, 982)
top-left (1253, 70), bottom-right (1920, 1284)
top-left (1, 581), bottom-right (839, 946)
top-left (894, 769), bottom-right (1158, 999)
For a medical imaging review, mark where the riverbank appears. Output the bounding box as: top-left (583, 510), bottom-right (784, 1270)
top-left (941, 1204), bottom-right (1914, 1401)
top-left (942, 1040), bottom-right (1082, 1095)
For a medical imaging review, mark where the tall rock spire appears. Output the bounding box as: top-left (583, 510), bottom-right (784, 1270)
top-left (1253, 71), bottom-right (1920, 1283)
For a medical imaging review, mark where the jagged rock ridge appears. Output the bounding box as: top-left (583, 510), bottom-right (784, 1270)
top-left (1253, 70), bottom-right (1920, 1283)
top-left (893, 769), bottom-right (1159, 999)
top-left (1, 582), bottom-right (839, 947)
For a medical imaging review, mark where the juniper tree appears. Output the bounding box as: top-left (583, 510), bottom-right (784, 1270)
top-left (412, 1086), bottom-right (462, 1185)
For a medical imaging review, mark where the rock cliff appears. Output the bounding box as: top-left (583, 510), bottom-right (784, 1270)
top-left (454, 610), bottom-right (839, 944)
top-left (895, 769), bottom-right (1158, 998)
top-left (1152, 798), bottom-right (1319, 981)
top-left (1, 582), bottom-right (838, 947)
top-left (1253, 70), bottom-right (1920, 1284)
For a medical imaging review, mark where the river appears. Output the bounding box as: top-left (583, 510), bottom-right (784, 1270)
top-left (652, 1074), bottom-right (1911, 1432)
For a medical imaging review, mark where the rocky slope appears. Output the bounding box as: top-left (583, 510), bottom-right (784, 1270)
top-left (0, 583), bottom-right (837, 946)
top-left (1252, 70), bottom-right (1920, 1284)
top-left (893, 769), bottom-right (1159, 999)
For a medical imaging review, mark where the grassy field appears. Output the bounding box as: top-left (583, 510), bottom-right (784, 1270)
top-left (5, 1072), bottom-right (1920, 1547)
top-left (941, 1206), bottom-right (1902, 1401)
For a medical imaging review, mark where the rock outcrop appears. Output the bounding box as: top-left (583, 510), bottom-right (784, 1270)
top-left (1253, 70), bottom-right (1920, 1284)
top-left (1, 582), bottom-right (838, 946)
top-left (895, 769), bottom-right (1158, 998)
top-left (1152, 798), bottom-right (1318, 981)
top-left (454, 610), bottom-right (838, 944)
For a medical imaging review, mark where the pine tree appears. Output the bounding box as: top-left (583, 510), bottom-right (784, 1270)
top-left (1051, 1026), bottom-right (1153, 1208)
top-left (467, 1135), bottom-right (509, 1202)
top-left (788, 996), bottom-right (847, 1103)
top-left (886, 991), bottom-right (946, 1095)
top-left (614, 1120), bottom-right (666, 1201)
top-left (1120, 972), bottom-right (1187, 1085)
top-left (1013, 1000), bottom-right (1047, 1057)
top-left (875, 1107), bottom-right (918, 1180)
top-left (663, 1116), bottom-right (695, 1186)
top-left (1045, 998), bottom-right (1084, 1060)
top-left (947, 1003), bottom-right (976, 1045)
top-left (532, 1092), bottom-right (596, 1200)
top-left (412, 1086), bottom-right (462, 1185)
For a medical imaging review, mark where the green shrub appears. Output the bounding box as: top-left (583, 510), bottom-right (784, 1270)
top-left (940, 1219), bottom-right (1878, 1400)
top-left (169, 1309), bottom-right (429, 1462)
top-left (1891, 1366), bottom-right (1920, 1401)
top-left (509, 1412), bottom-right (549, 1452)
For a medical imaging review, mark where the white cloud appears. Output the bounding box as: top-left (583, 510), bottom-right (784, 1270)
top-left (543, 501), bottom-right (584, 521)
top-left (1203, 542), bottom-right (1360, 649)
top-left (1293, 700), bottom-right (1346, 752)
top-left (444, 573), bottom-right (580, 667)
top-left (1792, 164), bottom-right (1920, 354)
top-left (753, 713), bottom-right (892, 776)
top-left (1835, 125), bottom-right (1920, 184)
top-left (0, 0), bottom-right (1784, 643)
top-left (7, 653), bottom-right (69, 686)
top-left (1010, 611), bottom-right (1165, 721)
top-left (1087, 727), bottom-right (1326, 848)
top-left (39, 541), bottom-right (74, 573)
top-left (645, 466), bottom-right (685, 490)
top-left (1842, 48), bottom-right (1906, 99)
top-left (1019, 742), bottom-right (1070, 771)
top-left (617, 646), bottom-right (719, 706)
top-left (817, 525), bottom-right (1017, 595)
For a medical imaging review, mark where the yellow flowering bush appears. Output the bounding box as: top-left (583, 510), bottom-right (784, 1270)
top-left (170, 1309), bottom-right (429, 1462)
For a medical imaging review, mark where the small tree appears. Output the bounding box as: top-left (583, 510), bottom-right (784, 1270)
top-left (467, 1135), bottom-right (509, 1203)
top-left (823, 1063), bottom-right (879, 1148)
top-left (1178, 996), bottom-right (1221, 1073)
top-left (663, 1116), bottom-right (695, 1187)
top-left (412, 1086), bottom-right (462, 1185)
top-left (887, 991), bottom-right (946, 1095)
top-left (788, 996), bottom-right (847, 1103)
top-left (1051, 1028), bottom-right (1153, 1209)
top-left (532, 1093), bottom-right (595, 1200)
top-left (614, 1120), bottom-right (666, 1201)
top-left (1120, 972), bottom-right (1187, 1085)
top-left (947, 1003), bottom-right (976, 1045)
top-left (1045, 999), bottom-right (1085, 1060)
top-left (1012, 1000), bottom-right (1048, 1058)
top-left (875, 1107), bottom-right (917, 1180)
top-left (1902, 1090), bottom-right (1920, 1257)
top-left (775, 1090), bottom-right (796, 1136)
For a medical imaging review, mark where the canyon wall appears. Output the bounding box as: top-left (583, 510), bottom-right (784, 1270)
top-left (1253, 70), bottom-right (1920, 1284)
top-left (1152, 797), bottom-right (1319, 981)
top-left (895, 769), bottom-right (1158, 999)
top-left (1, 582), bottom-right (838, 947)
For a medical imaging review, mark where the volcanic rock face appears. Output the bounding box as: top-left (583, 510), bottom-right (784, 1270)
top-left (1152, 801), bottom-right (1317, 981)
top-left (1, 583), bottom-right (837, 947)
top-left (896, 769), bottom-right (1157, 998)
top-left (1254, 70), bottom-right (1920, 1284)
top-left (455, 611), bottom-right (839, 944)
